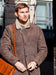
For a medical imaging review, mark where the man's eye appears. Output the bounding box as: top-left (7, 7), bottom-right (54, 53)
top-left (21, 12), bottom-right (24, 13)
top-left (26, 11), bottom-right (29, 13)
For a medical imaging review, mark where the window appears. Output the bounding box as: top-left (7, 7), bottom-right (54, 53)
top-left (36, 1), bottom-right (53, 30)
top-left (0, 0), bottom-right (4, 39)
top-left (0, 0), bottom-right (4, 26)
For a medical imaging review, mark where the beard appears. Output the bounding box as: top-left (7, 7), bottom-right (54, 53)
top-left (17, 17), bottom-right (28, 24)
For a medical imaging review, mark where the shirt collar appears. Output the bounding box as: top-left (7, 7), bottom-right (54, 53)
top-left (15, 19), bottom-right (30, 30)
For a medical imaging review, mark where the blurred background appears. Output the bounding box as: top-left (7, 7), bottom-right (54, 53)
top-left (0, 0), bottom-right (55, 75)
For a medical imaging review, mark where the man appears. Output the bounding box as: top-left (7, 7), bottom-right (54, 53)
top-left (0, 3), bottom-right (47, 75)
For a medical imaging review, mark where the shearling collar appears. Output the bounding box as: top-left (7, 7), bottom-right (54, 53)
top-left (15, 19), bottom-right (30, 30)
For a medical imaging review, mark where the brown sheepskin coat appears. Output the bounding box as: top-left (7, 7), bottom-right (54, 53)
top-left (0, 23), bottom-right (47, 75)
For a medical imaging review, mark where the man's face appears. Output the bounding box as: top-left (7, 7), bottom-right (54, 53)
top-left (15, 7), bottom-right (29, 24)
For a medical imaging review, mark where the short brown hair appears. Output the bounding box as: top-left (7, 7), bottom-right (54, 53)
top-left (15, 3), bottom-right (29, 12)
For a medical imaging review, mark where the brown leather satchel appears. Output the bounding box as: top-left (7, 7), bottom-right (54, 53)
top-left (0, 24), bottom-right (16, 75)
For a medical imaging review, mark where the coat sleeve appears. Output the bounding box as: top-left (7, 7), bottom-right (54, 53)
top-left (0, 26), bottom-right (19, 66)
top-left (34, 27), bottom-right (48, 66)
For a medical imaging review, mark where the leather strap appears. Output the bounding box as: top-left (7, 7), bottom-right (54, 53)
top-left (12, 24), bottom-right (17, 57)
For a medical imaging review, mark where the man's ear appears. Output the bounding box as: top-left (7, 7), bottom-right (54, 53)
top-left (14, 12), bottom-right (18, 17)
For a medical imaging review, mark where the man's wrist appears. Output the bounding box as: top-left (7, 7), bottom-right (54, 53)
top-left (35, 63), bottom-right (38, 69)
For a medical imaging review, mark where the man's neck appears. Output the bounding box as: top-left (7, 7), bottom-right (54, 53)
top-left (15, 19), bottom-right (30, 29)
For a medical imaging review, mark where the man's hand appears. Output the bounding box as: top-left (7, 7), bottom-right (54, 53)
top-left (15, 62), bottom-right (27, 72)
top-left (27, 61), bottom-right (36, 71)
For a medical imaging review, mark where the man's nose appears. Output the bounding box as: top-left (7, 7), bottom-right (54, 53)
top-left (24, 12), bottom-right (27, 15)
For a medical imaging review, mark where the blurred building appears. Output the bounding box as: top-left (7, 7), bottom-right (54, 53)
top-left (0, 0), bottom-right (55, 75)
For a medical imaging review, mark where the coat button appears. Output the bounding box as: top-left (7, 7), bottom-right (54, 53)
top-left (25, 55), bottom-right (27, 57)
